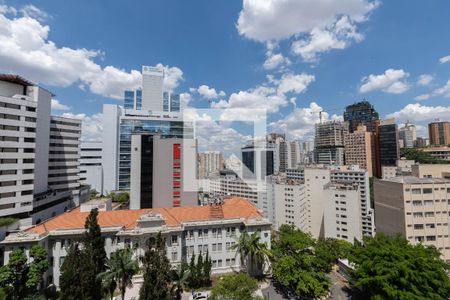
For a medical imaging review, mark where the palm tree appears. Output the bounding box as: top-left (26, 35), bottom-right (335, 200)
top-left (171, 264), bottom-right (191, 300)
top-left (98, 247), bottom-right (139, 300)
top-left (231, 231), bottom-right (270, 275)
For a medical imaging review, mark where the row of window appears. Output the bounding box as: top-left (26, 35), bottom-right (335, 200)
top-left (185, 227), bottom-right (237, 239)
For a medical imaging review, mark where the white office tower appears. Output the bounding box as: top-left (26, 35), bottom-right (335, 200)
top-left (141, 65), bottom-right (164, 111)
top-left (304, 168), bottom-right (363, 243)
top-left (198, 151), bottom-right (224, 179)
top-left (399, 122), bottom-right (416, 148)
top-left (80, 141), bottom-right (103, 193)
top-left (285, 165), bottom-right (375, 239)
top-left (287, 141), bottom-right (301, 169)
top-left (102, 65), bottom-right (194, 199)
top-left (267, 176), bottom-right (308, 231)
top-left (0, 74), bottom-right (86, 225)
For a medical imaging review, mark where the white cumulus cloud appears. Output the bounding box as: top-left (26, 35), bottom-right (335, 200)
top-left (237, 0), bottom-right (379, 62)
top-left (439, 55), bottom-right (450, 64)
top-left (359, 69), bottom-right (409, 94)
top-left (193, 85), bottom-right (226, 100)
top-left (51, 99), bottom-right (70, 111)
top-left (0, 7), bottom-right (183, 99)
top-left (417, 74), bottom-right (433, 86)
top-left (270, 102), bottom-right (342, 140)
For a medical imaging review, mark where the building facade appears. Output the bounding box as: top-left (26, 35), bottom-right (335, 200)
top-left (79, 141), bottom-right (103, 194)
top-left (428, 121), bottom-right (450, 146)
top-left (1, 198), bottom-right (271, 287)
top-left (375, 177), bottom-right (450, 261)
top-left (130, 134), bottom-right (197, 209)
top-left (198, 151), bottom-right (224, 179)
top-left (344, 101), bottom-right (380, 133)
top-left (101, 66), bottom-right (194, 194)
top-left (314, 121), bottom-right (348, 165)
top-left (344, 125), bottom-right (373, 176)
top-left (0, 74), bottom-right (85, 225)
top-left (378, 118), bottom-right (400, 167)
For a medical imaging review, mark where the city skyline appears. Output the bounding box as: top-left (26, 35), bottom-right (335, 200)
top-left (0, 0), bottom-right (450, 154)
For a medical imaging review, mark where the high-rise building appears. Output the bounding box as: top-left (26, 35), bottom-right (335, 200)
top-left (286, 165), bottom-right (375, 237)
top-left (314, 121), bottom-right (348, 165)
top-left (419, 147), bottom-right (450, 162)
top-left (344, 125), bottom-right (373, 176)
top-left (415, 137), bottom-right (430, 148)
top-left (129, 134), bottom-right (197, 209)
top-left (48, 116), bottom-right (82, 198)
top-left (344, 100), bottom-right (380, 133)
top-left (141, 65), bottom-right (164, 111)
top-left (241, 142), bottom-right (275, 180)
top-left (399, 122), bottom-right (416, 148)
top-left (123, 89), bottom-right (142, 110)
top-left (375, 176), bottom-right (450, 261)
top-left (428, 121), bottom-right (450, 146)
top-left (287, 140), bottom-right (301, 169)
top-left (79, 141), bottom-right (103, 193)
top-left (0, 74), bottom-right (86, 224)
top-left (378, 118), bottom-right (400, 167)
top-left (198, 151), bottom-right (224, 179)
top-left (102, 65), bottom-right (193, 194)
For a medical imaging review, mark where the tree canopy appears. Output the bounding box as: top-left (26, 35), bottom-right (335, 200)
top-left (209, 273), bottom-right (262, 300)
top-left (401, 148), bottom-right (449, 164)
top-left (270, 225), bottom-right (333, 298)
top-left (350, 234), bottom-right (450, 299)
top-left (0, 245), bottom-right (49, 300)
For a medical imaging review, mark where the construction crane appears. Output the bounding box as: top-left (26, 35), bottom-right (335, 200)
top-left (311, 107), bottom-right (346, 123)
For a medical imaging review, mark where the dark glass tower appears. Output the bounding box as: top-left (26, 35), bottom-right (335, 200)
top-left (344, 101), bottom-right (380, 133)
top-left (378, 120), bottom-right (400, 166)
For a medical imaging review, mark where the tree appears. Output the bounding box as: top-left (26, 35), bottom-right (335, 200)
top-left (81, 208), bottom-right (107, 300)
top-left (209, 273), bottom-right (261, 300)
top-left (171, 264), bottom-right (190, 300)
top-left (59, 244), bottom-right (84, 300)
top-left (314, 238), bottom-right (352, 273)
top-left (89, 189), bottom-right (99, 199)
top-left (196, 252), bottom-right (204, 286)
top-left (187, 254), bottom-right (197, 288)
top-left (139, 232), bottom-right (172, 300)
top-left (0, 249), bottom-right (28, 299)
top-left (0, 245), bottom-right (49, 300)
top-left (98, 247), bottom-right (139, 300)
top-left (26, 245), bottom-right (50, 291)
top-left (350, 234), bottom-right (450, 299)
top-left (270, 225), bottom-right (331, 299)
top-left (230, 231), bottom-right (270, 275)
top-left (202, 251), bottom-right (212, 286)
top-left (401, 148), bottom-right (449, 164)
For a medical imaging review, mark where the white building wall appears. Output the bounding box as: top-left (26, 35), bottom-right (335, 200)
top-left (31, 86), bottom-right (52, 194)
top-left (79, 141), bottom-right (103, 193)
top-left (102, 104), bottom-right (120, 194)
top-left (141, 65), bottom-right (164, 111)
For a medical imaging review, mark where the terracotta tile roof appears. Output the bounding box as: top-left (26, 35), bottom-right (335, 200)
top-left (27, 197), bottom-right (263, 235)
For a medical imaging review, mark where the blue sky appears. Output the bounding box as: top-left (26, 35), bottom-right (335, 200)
top-left (0, 0), bottom-right (450, 151)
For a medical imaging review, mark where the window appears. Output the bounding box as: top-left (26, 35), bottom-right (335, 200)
top-left (412, 188), bottom-right (421, 194)
top-left (198, 230), bottom-right (203, 238)
top-left (424, 200), bottom-right (433, 206)
top-left (423, 188), bottom-right (432, 194)
top-left (171, 235), bottom-right (178, 245)
top-left (413, 212), bottom-right (423, 218)
top-left (426, 236), bottom-right (436, 241)
top-left (414, 224), bottom-right (424, 230)
top-left (217, 243), bottom-right (222, 252)
top-left (425, 224), bottom-right (435, 229)
top-left (415, 236), bottom-right (424, 242)
top-left (412, 200), bottom-right (422, 206)
top-left (171, 251), bottom-right (178, 261)
top-left (217, 259), bottom-right (222, 267)
top-left (425, 212), bottom-right (434, 217)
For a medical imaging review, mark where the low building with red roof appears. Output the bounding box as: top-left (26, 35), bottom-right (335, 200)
top-left (1, 197), bottom-right (271, 288)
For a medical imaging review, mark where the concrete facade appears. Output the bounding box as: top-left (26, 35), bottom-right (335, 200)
top-left (80, 141), bottom-right (103, 194)
top-left (375, 177), bottom-right (450, 261)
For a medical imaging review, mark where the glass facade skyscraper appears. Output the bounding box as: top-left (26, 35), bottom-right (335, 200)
top-left (163, 92), bottom-right (181, 112)
top-left (344, 101), bottom-right (379, 133)
top-left (123, 90), bottom-right (142, 110)
top-left (118, 117), bottom-right (193, 190)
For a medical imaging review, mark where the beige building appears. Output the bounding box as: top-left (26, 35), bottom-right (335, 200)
top-left (428, 121), bottom-right (450, 146)
top-left (344, 125), bottom-right (373, 176)
top-left (375, 176), bottom-right (450, 261)
top-left (411, 164), bottom-right (450, 179)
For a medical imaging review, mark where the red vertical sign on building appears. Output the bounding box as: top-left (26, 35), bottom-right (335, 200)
top-left (173, 144), bottom-right (181, 207)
